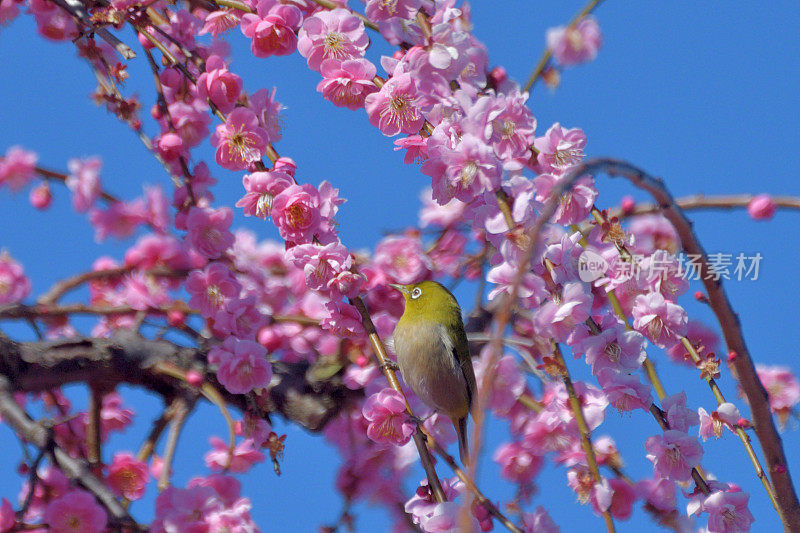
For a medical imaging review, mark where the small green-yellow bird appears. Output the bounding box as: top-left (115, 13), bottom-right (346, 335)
top-left (390, 281), bottom-right (477, 465)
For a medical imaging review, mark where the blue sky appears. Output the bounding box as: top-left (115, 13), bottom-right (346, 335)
top-left (1, 1), bottom-right (799, 531)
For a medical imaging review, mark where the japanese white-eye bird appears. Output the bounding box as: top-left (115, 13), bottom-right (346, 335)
top-left (390, 281), bottom-right (477, 465)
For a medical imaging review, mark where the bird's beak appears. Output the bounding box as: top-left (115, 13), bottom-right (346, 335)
top-left (389, 283), bottom-right (408, 295)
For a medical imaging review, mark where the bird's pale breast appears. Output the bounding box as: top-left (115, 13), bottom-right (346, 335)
top-left (393, 319), bottom-right (470, 418)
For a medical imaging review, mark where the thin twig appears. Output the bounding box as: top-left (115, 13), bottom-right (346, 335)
top-left (32, 165), bottom-right (119, 204)
top-left (51, 0), bottom-right (136, 59)
top-left (137, 406), bottom-right (173, 462)
top-left (158, 395), bottom-right (193, 491)
top-left (552, 343), bottom-right (615, 533)
top-left (610, 194), bottom-right (800, 220)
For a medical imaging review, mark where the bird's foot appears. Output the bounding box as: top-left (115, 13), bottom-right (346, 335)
top-left (380, 359), bottom-right (400, 372)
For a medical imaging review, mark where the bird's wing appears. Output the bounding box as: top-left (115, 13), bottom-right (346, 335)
top-left (450, 313), bottom-right (477, 411)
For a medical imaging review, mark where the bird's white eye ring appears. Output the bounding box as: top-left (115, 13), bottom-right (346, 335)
top-left (411, 287), bottom-right (422, 299)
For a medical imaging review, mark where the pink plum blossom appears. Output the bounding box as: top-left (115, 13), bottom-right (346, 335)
top-left (592, 477), bottom-right (636, 520)
top-left (666, 320), bottom-right (719, 366)
top-left (0, 252), bottom-right (31, 304)
top-left (286, 241), bottom-right (352, 292)
top-left (169, 102), bottom-right (211, 149)
top-left (425, 23), bottom-right (473, 80)
top-left (199, 9), bottom-right (242, 37)
top-left (327, 270), bottom-right (365, 299)
top-left (474, 352), bottom-right (526, 415)
top-left (577, 323), bottom-right (647, 375)
top-left (214, 337), bottom-right (272, 394)
top-left (211, 107), bottom-right (270, 170)
top-left (628, 214), bottom-right (679, 255)
top-left (240, 0), bottom-right (303, 57)
top-left (534, 123), bottom-right (587, 173)
top-left (186, 206), bottom-right (234, 259)
top-left (250, 87), bottom-right (284, 143)
top-left (0, 145), bottom-right (37, 191)
top-left (703, 490), bottom-right (754, 532)
top-left (546, 16), bottom-right (602, 66)
top-left (645, 429), bottom-right (703, 482)
top-left (155, 133), bottom-right (185, 162)
top-left (747, 194), bottom-right (776, 220)
top-left (196, 55), bottom-right (243, 113)
top-left (270, 183), bottom-right (325, 243)
top-left (365, 0), bottom-right (421, 22)
top-left (236, 169), bottom-right (293, 219)
top-left (66, 158), bottom-right (102, 212)
top-left (29, 0), bottom-right (79, 41)
top-left (236, 413), bottom-right (272, 448)
top-left (118, 271), bottom-right (170, 311)
top-left (756, 364), bottom-right (800, 418)
top-left (373, 234), bottom-right (431, 285)
top-left (365, 72), bottom-right (425, 136)
top-left (190, 474), bottom-right (243, 507)
top-left (298, 9), bottom-right (369, 71)
top-left (636, 477), bottom-right (677, 513)
top-left (152, 484), bottom-right (220, 531)
top-left (475, 90), bottom-right (536, 166)
top-left (420, 501), bottom-right (480, 533)
top-left (124, 234), bottom-right (188, 271)
top-left (597, 370), bottom-right (652, 412)
top-left (533, 173), bottom-right (597, 225)
top-left (418, 188), bottom-right (466, 227)
top-left (521, 507), bottom-right (559, 533)
top-left (425, 133), bottom-right (503, 204)
top-left (321, 300), bottom-right (366, 338)
top-left (396, 134), bottom-right (429, 165)
top-left (214, 296), bottom-right (266, 339)
top-left (317, 58), bottom-right (378, 110)
top-left (150, 478), bottom-right (259, 533)
top-left (18, 465), bottom-right (69, 518)
top-left (640, 250), bottom-right (689, 300)
top-left (205, 436), bottom-right (265, 472)
top-left (363, 388), bottom-right (416, 446)
top-left (632, 291), bottom-right (687, 348)
top-left (405, 478), bottom-right (464, 527)
top-left (100, 392), bottom-right (134, 438)
top-left (44, 490), bottom-right (107, 533)
top-left (186, 262), bottom-right (241, 319)
top-left (661, 391), bottom-right (700, 433)
top-left (494, 441), bottom-right (543, 484)
top-left (89, 200), bottom-right (148, 241)
top-left (422, 412), bottom-right (457, 446)
top-left (698, 403), bottom-right (741, 441)
top-left (534, 281), bottom-right (593, 342)
top-left (107, 452), bottom-right (149, 500)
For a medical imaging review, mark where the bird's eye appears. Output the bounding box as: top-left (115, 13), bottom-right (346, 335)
top-left (411, 287), bottom-right (422, 299)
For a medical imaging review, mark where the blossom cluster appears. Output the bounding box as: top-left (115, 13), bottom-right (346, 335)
top-left (0, 0), bottom-right (795, 531)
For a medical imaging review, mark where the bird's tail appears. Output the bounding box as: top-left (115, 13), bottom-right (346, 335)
top-left (456, 416), bottom-right (469, 466)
